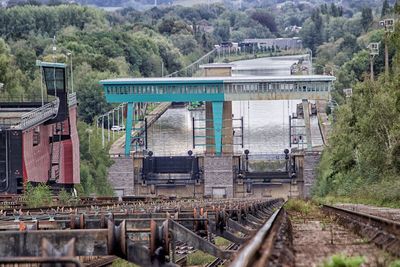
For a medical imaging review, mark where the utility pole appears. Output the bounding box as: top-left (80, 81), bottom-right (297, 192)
top-left (380, 19), bottom-right (395, 78)
top-left (368, 42), bottom-right (379, 81)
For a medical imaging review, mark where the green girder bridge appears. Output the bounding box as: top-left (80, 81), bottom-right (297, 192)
top-left (100, 75), bottom-right (336, 156)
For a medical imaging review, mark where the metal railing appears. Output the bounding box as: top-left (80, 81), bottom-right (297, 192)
top-left (14, 99), bottom-right (59, 130)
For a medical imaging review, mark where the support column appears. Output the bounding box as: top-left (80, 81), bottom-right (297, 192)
top-left (212, 101), bottom-right (223, 156)
top-left (125, 102), bottom-right (134, 156)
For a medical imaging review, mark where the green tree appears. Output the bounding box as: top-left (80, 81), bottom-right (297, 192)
top-left (213, 20), bottom-right (231, 41)
top-left (361, 7), bottom-right (373, 31)
top-left (381, 0), bottom-right (391, 18)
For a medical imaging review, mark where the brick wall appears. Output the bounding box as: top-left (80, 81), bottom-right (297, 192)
top-left (107, 156), bottom-right (134, 196)
top-left (303, 151), bottom-right (321, 198)
top-left (204, 156), bottom-right (233, 198)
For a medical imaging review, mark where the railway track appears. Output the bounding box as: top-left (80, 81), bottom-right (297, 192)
top-left (230, 204), bottom-right (295, 267)
top-left (322, 204), bottom-right (400, 257)
top-left (206, 243), bottom-right (238, 267)
top-left (2, 197), bottom-right (398, 266)
top-left (0, 198), bottom-right (285, 266)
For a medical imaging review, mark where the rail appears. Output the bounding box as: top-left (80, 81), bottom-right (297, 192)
top-left (322, 204), bottom-right (400, 257)
top-left (230, 205), bottom-right (285, 267)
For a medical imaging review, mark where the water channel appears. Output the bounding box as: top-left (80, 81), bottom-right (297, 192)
top-left (146, 55), bottom-right (323, 156)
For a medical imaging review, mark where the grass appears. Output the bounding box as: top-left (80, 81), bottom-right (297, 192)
top-left (214, 236), bottom-right (230, 248)
top-left (112, 258), bottom-right (138, 267)
top-left (285, 199), bottom-right (317, 216)
top-left (390, 260), bottom-right (400, 267)
top-left (186, 251), bottom-right (216, 266)
top-left (321, 254), bottom-right (365, 267)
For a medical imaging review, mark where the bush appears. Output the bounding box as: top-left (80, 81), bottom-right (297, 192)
top-left (58, 189), bottom-right (75, 206)
top-left (23, 183), bottom-right (53, 208)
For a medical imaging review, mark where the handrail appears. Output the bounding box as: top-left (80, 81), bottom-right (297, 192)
top-left (13, 99), bottom-right (59, 130)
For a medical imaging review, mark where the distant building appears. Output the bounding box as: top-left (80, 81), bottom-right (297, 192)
top-left (242, 37), bottom-right (303, 50)
top-left (285, 25), bottom-right (302, 34)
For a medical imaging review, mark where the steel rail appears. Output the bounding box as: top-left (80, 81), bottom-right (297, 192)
top-left (230, 205), bottom-right (285, 267)
top-left (322, 204), bottom-right (400, 256)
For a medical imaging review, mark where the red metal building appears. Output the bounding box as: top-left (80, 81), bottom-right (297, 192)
top-left (0, 62), bottom-right (80, 193)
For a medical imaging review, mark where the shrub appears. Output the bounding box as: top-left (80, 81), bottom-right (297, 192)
top-left (23, 183), bottom-right (53, 208)
top-left (58, 189), bottom-right (75, 206)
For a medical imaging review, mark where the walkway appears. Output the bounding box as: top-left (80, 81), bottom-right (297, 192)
top-left (109, 102), bottom-right (171, 156)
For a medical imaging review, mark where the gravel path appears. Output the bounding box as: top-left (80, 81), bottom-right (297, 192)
top-left (289, 207), bottom-right (396, 267)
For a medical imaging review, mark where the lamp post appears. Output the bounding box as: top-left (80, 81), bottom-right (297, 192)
top-left (379, 19), bottom-right (394, 78)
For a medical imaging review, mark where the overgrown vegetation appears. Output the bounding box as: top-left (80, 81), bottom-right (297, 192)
top-left (285, 199), bottom-right (317, 216)
top-left (186, 251), bottom-right (216, 266)
top-left (23, 183), bottom-right (53, 208)
top-left (314, 2), bottom-right (400, 206)
top-left (111, 258), bottom-right (138, 267)
top-left (58, 189), bottom-right (77, 206)
top-left (322, 254), bottom-right (365, 267)
top-left (214, 236), bottom-right (230, 247)
top-left (77, 122), bottom-right (115, 196)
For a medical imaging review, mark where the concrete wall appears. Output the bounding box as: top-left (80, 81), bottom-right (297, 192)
top-left (234, 183), bottom-right (298, 199)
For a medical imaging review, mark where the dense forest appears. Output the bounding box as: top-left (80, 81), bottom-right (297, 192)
top-left (0, 0), bottom-right (399, 200)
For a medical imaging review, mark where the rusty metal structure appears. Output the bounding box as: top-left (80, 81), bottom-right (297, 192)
top-left (0, 197), bottom-right (286, 266)
top-left (1, 197), bottom-right (399, 266)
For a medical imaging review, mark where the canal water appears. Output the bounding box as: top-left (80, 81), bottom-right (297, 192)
top-left (146, 55), bottom-right (322, 156)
